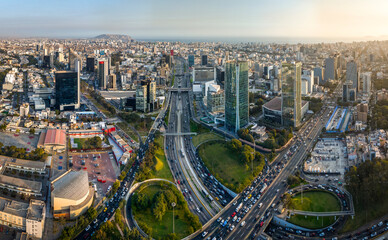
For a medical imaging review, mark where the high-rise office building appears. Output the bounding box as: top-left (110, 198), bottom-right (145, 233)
top-left (188, 55), bottom-right (195, 67)
top-left (55, 70), bottom-right (80, 111)
top-left (313, 66), bottom-right (324, 85)
top-left (281, 62), bottom-right (302, 128)
top-left (86, 57), bottom-right (95, 72)
top-left (324, 58), bottom-right (335, 83)
top-left (98, 59), bottom-right (108, 90)
top-left (224, 61), bottom-right (249, 133)
top-left (68, 49), bottom-right (81, 71)
top-left (346, 60), bottom-right (358, 92)
top-left (342, 81), bottom-right (353, 102)
top-left (360, 72), bottom-right (372, 94)
top-left (201, 55), bottom-right (208, 66)
top-left (43, 55), bottom-right (51, 68)
top-left (136, 80), bottom-right (156, 112)
top-left (136, 84), bottom-right (147, 112)
top-left (108, 74), bottom-right (117, 90)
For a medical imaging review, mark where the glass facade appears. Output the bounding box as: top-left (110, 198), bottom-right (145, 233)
top-left (188, 55), bottom-right (194, 67)
top-left (225, 61), bottom-right (248, 133)
top-left (281, 62), bottom-right (302, 128)
top-left (55, 71), bottom-right (80, 110)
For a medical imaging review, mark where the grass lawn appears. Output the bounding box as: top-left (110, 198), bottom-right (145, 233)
top-left (340, 197), bottom-right (388, 233)
top-left (198, 140), bottom-right (263, 192)
top-left (190, 120), bottom-right (210, 134)
top-left (132, 185), bottom-right (193, 239)
top-left (287, 190), bottom-right (341, 229)
top-left (152, 136), bottom-right (174, 182)
top-left (288, 215), bottom-right (337, 229)
top-left (192, 132), bottom-right (224, 147)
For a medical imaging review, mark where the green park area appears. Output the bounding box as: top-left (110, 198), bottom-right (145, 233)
top-left (340, 159), bottom-right (388, 233)
top-left (132, 183), bottom-right (201, 240)
top-left (286, 190), bottom-right (341, 229)
top-left (189, 120), bottom-right (223, 147)
top-left (72, 136), bottom-right (102, 149)
top-left (135, 133), bottom-right (174, 182)
top-left (198, 139), bottom-right (265, 193)
top-left (152, 135), bottom-right (174, 181)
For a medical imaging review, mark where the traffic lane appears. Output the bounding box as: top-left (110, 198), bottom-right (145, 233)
top-left (166, 136), bottom-right (209, 223)
top-left (227, 112), bottom-right (327, 239)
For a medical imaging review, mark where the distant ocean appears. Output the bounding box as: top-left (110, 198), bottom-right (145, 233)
top-left (137, 36), bottom-right (388, 44)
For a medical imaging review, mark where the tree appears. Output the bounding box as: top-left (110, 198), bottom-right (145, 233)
top-left (228, 139), bottom-right (242, 151)
top-left (241, 145), bottom-right (254, 164)
top-left (112, 180), bottom-right (120, 193)
top-left (29, 128), bottom-right (35, 135)
top-left (153, 193), bottom-right (167, 221)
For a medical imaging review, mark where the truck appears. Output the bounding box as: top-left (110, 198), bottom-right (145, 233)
top-left (236, 203), bottom-right (243, 212)
top-left (260, 183), bottom-right (268, 193)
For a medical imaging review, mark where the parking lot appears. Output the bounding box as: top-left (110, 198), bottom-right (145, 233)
top-left (70, 152), bottom-right (118, 199)
top-left (51, 154), bottom-right (67, 180)
top-left (0, 132), bottom-right (39, 150)
top-left (304, 138), bottom-right (347, 175)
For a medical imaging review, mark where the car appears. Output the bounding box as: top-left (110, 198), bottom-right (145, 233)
top-left (93, 219), bottom-right (98, 224)
top-left (196, 207), bottom-right (201, 213)
top-left (241, 221), bottom-right (246, 227)
top-left (85, 225), bottom-right (91, 231)
top-left (202, 232), bottom-right (208, 237)
top-left (104, 218), bottom-right (108, 222)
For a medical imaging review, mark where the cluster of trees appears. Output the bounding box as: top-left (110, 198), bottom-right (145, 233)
top-left (0, 143), bottom-right (48, 161)
top-left (322, 80), bottom-right (337, 93)
top-left (59, 207), bottom-right (97, 240)
top-left (132, 183), bottom-right (202, 238)
top-left (227, 139), bottom-right (266, 173)
top-left (135, 142), bottom-right (158, 182)
top-left (0, 69), bottom-right (11, 85)
top-left (258, 128), bottom-right (293, 150)
top-left (370, 100), bottom-right (388, 130)
top-left (345, 159), bottom-right (388, 216)
top-left (90, 90), bottom-right (117, 115)
top-left (110, 52), bottom-right (122, 66)
top-left (286, 171), bottom-right (306, 188)
top-left (249, 93), bottom-right (265, 116)
top-left (237, 128), bottom-right (254, 143)
top-left (78, 136), bottom-right (103, 149)
top-left (119, 112), bottom-right (153, 132)
top-left (374, 78), bottom-right (388, 90)
top-left (302, 96), bottom-right (323, 113)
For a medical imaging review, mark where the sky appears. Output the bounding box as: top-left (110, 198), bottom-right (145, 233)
top-left (1, 0), bottom-right (388, 42)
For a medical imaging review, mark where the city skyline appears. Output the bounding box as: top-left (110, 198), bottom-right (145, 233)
top-left (1, 0), bottom-right (388, 43)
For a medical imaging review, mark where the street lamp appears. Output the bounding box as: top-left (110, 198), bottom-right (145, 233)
top-left (171, 202), bottom-right (176, 234)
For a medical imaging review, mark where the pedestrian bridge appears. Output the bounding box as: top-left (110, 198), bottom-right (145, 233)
top-left (167, 87), bottom-right (191, 92)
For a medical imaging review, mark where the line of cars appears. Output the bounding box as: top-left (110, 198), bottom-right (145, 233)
top-left (76, 106), bottom-right (167, 240)
top-left (200, 161), bottom-right (288, 240)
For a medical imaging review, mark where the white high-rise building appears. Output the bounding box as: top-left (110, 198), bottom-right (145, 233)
top-left (302, 69), bottom-right (314, 94)
top-left (360, 72), bottom-right (372, 94)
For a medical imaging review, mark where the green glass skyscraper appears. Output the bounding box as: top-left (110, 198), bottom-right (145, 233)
top-left (281, 62), bottom-right (302, 128)
top-left (225, 61), bottom-right (249, 133)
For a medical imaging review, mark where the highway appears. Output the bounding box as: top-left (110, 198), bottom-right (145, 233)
top-left (165, 58), bottom-right (222, 223)
top-left (192, 80), bottom-right (344, 240)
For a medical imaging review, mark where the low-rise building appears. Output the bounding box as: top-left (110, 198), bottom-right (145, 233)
top-left (0, 198), bottom-right (45, 239)
top-left (0, 175), bottom-right (42, 196)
